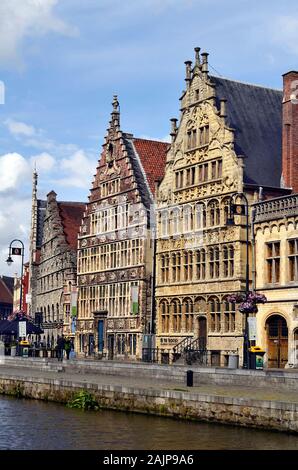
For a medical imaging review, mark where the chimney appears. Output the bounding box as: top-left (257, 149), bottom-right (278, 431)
top-left (282, 71), bottom-right (298, 192)
top-left (201, 52), bottom-right (209, 76)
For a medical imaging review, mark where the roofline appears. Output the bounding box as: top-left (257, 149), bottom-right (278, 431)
top-left (210, 74), bottom-right (282, 93)
top-left (252, 192), bottom-right (298, 207)
top-left (133, 137), bottom-right (170, 145)
top-left (282, 70), bottom-right (298, 77)
top-left (244, 183), bottom-right (291, 193)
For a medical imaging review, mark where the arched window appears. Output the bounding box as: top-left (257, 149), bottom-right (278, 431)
top-left (209, 247), bottom-right (220, 278)
top-left (209, 297), bottom-right (221, 332)
top-left (183, 251), bottom-right (193, 281)
top-left (160, 210), bottom-right (169, 238)
top-left (195, 203), bottom-right (206, 230)
top-left (171, 299), bottom-right (182, 333)
top-left (222, 198), bottom-right (231, 225)
top-left (172, 207), bottom-right (181, 236)
top-left (223, 299), bottom-right (236, 332)
top-left (195, 249), bottom-right (206, 280)
top-left (183, 205), bottom-right (193, 233)
top-left (160, 300), bottom-right (170, 333)
top-left (183, 298), bottom-right (194, 332)
top-left (223, 245), bottom-right (234, 277)
top-left (161, 254), bottom-right (170, 283)
top-left (209, 200), bottom-right (220, 227)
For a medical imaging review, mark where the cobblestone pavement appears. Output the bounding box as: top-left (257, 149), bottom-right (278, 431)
top-left (0, 362), bottom-right (298, 404)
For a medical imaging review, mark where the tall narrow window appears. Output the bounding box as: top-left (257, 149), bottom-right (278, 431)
top-left (267, 242), bottom-right (280, 284)
top-left (223, 245), bottom-right (234, 277)
top-left (161, 254), bottom-right (170, 283)
top-left (223, 300), bottom-right (235, 332)
top-left (209, 298), bottom-right (221, 333)
top-left (209, 200), bottom-right (220, 226)
top-left (196, 249), bottom-right (206, 280)
top-left (160, 300), bottom-right (170, 333)
top-left (288, 239), bottom-right (298, 282)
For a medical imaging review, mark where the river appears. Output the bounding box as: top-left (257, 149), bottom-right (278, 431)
top-left (0, 396), bottom-right (298, 450)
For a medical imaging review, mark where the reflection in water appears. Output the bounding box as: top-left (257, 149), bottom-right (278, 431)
top-left (0, 396), bottom-right (297, 450)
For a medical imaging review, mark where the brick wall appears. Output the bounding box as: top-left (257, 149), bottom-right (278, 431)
top-left (282, 71), bottom-right (298, 192)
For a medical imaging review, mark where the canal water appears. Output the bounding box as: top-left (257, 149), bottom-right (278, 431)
top-left (1, 396), bottom-right (298, 450)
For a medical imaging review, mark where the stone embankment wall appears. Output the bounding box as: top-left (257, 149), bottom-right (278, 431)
top-left (0, 372), bottom-right (297, 434)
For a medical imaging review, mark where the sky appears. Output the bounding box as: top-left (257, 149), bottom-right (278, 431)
top-left (0, 0), bottom-right (298, 276)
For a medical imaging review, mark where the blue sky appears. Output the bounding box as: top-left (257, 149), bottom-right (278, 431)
top-left (0, 0), bottom-right (298, 275)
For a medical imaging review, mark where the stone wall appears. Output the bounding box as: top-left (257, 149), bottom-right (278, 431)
top-left (0, 373), bottom-right (297, 433)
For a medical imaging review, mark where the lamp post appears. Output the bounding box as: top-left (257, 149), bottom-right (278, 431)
top-left (226, 192), bottom-right (250, 369)
top-left (6, 239), bottom-right (25, 311)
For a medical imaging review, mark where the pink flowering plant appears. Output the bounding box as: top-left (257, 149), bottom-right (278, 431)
top-left (227, 291), bottom-right (267, 314)
top-left (8, 310), bottom-right (33, 322)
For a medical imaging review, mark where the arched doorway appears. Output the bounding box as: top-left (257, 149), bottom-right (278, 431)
top-left (266, 315), bottom-right (288, 368)
top-left (197, 316), bottom-right (207, 350)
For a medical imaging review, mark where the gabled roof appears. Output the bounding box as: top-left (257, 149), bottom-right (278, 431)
top-left (0, 276), bottom-right (13, 304)
top-left (58, 202), bottom-right (85, 250)
top-left (132, 138), bottom-right (169, 195)
top-left (211, 76), bottom-right (283, 187)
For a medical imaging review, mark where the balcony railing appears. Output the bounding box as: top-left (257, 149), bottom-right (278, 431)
top-left (253, 194), bottom-right (298, 223)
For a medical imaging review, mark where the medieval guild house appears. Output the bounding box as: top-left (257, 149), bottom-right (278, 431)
top-left (155, 48), bottom-right (290, 366)
top-left (76, 97), bottom-right (168, 359)
top-left (29, 171), bottom-right (85, 346)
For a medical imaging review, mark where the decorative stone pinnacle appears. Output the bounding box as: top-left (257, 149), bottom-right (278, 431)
top-left (112, 95), bottom-right (119, 112)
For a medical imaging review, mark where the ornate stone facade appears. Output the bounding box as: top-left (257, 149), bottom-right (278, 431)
top-left (29, 175), bottom-right (84, 345)
top-left (155, 48), bottom-right (288, 366)
top-left (76, 97), bottom-right (168, 359)
top-left (253, 194), bottom-right (298, 368)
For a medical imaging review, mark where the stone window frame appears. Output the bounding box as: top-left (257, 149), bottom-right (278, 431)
top-left (288, 238), bottom-right (298, 283)
top-left (266, 241), bottom-right (280, 284)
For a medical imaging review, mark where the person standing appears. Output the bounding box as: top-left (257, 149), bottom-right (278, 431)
top-left (64, 338), bottom-right (71, 360)
top-left (57, 335), bottom-right (65, 362)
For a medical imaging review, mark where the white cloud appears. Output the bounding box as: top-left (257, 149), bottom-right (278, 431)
top-left (30, 152), bottom-right (56, 172)
top-left (58, 149), bottom-right (96, 188)
top-left (270, 16), bottom-right (298, 56)
top-left (4, 118), bottom-right (37, 137)
top-left (0, 0), bottom-right (77, 66)
top-left (0, 153), bottom-right (30, 193)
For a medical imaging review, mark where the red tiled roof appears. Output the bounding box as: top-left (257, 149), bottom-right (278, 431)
top-left (0, 277), bottom-right (13, 304)
top-left (133, 138), bottom-right (169, 195)
top-left (58, 202), bottom-right (85, 250)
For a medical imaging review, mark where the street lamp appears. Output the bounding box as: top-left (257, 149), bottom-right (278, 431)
top-left (6, 239), bottom-right (25, 311)
top-left (227, 192), bottom-right (250, 369)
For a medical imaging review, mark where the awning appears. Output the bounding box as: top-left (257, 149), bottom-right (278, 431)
top-left (0, 320), bottom-right (43, 335)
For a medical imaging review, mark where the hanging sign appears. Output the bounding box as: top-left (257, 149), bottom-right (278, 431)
top-left (18, 321), bottom-right (27, 338)
top-left (248, 317), bottom-right (257, 341)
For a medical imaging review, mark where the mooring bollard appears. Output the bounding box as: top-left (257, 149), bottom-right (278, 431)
top-left (186, 369), bottom-right (193, 387)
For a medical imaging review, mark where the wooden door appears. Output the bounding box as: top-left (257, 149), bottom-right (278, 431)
top-left (198, 316), bottom-right (207, 350)
top-left (266, 315), bottom-right (288, 368)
